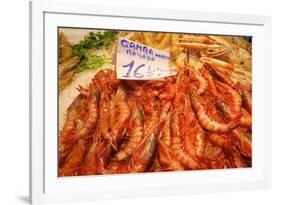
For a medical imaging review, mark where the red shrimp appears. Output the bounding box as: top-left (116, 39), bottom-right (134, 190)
top-left (208, 133), bottom-right (233, 150)
top-left (60, 94), bottom-right (84, 143)
top-left (80, 139), bottom-right (100, 175)
top-left (229, 146), bottom-right (248, 168)
top-left (99, 92), bottom-right (111, 138)
top-left (170, 107), bottom-right (205, 169)
top-left (215, 80), bottom-right (242, 120)
top-left (191, 95), bottom-right (240, 132)
top-left (158, 142), bottom-right (185, 171)
top-left (127, 90), bottom-right (161, 173)
top-left (242, 88), bottom-right (252, 114)
top-left (201, 65), bottom-right (218, 96)
top-left (169, 72), bottom-right (206, 169)
top-left (200, 66), bottom-right (242, 121)
top-left (204, 139), bottom-right (230, 169)
top-left (59, 139), bottom-right (87, 176)
top-left (106, 159), bottom-right (129, 174)
top-left (159, 82), bottom-right (176, 101)
top-left (108, 68), bottom-right (121, 90)
top-left (77, 88), bottom-right (100, 137)
top-left (105, 87), bottom-right (131, 150)
top-left (232, 127), bottom-right (252, 158)
top-left (208, 132), bottom-right (248, 168)
top-left (59, 94), bottom-right (87, 165)
top-left (128, 129), bottom-right (159, 173)
top-left (205, 63), bottom-right (239, 89)
top-left (115, 104), bottom-right (144, 161)
top-left (109, 92), bottom-right (116, 132)
top-left (184, 95), bottom-right (206, 158)
top-left (190, 69), bottom-right (208, 95)
top-left (191, 67), bottom-right (242, 133)
top-left (94, 141), bottom-right (114, 175)
top-left (161, 112), bottom-right (172, 147)
top-left (157, 112), bottom-right (184, 171)
top-left (240, 108), bottom-right (252, 128)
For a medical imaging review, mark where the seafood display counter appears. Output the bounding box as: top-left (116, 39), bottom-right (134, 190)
top-left (58, 29), bottom-right (252, 177)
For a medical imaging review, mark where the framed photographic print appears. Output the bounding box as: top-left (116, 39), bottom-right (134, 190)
top-left (30, 1), bottom-right (272, 204)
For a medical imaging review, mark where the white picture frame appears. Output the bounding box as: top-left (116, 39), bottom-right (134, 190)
top-left (29, 1), bottom-right (272, 204)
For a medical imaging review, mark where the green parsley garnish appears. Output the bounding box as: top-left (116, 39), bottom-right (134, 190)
top-left (74, 54), bottom-right (111, 73)
top-left (73, 31), bottom-right (117, 59)
top-left (72, 31), bottom-right (116, 72)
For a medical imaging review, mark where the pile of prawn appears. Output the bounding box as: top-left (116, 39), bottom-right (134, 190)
top-left (59, 63), bottom-right (252, 176)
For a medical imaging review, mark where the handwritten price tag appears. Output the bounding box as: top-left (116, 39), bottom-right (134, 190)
top-left (116, 37), bottom-right (176, 80)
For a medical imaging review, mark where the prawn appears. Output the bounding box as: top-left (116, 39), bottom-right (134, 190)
top-left (105, 87), bottom-right (131, 150)
top-left (77, 88), bottom-right (100, 137)
top-left (80, 141), bottom-right (98, 175)
top-left (128, 129), bottom-right (159, 173)
top-left (128, 90), bottom-right (161, 173)
top-left (215, 80), bottom-right (242, 120)
top-left (59, 94), bottom-right (87, 164)
top-left (204, 139), bottom-right (230, 169)
top-left (232, 127), bottom-right (252, 158)
top-left (209, 133), bottom-right (248, 168)
top-left (115, 103), bottom-right (144, 161)
top-left (191, 93), bottom-right (240, 133)
top-left (240, 108), bottom-right (252, 128)
top-left (184, 95), bottom-right (206, 158)
top-left (242, 88), bottom-right (252, 114)
top-left (59, 139), bottom-right (87, 176)
top-left (205, 63), bottom-right (239, 90)
top-left (157, 112), bottom-right (184, 171)
top-left (190, 69), bottom-right (208, 95)
top-left (170, 72), bottom-right (206, 169)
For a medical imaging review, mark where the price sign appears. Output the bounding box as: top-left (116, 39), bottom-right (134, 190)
top-left (116, 37), bottom-right (176, 80)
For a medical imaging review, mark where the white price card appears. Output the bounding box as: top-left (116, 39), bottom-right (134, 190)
top-left (116, 37), bottom-right (176, 80)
